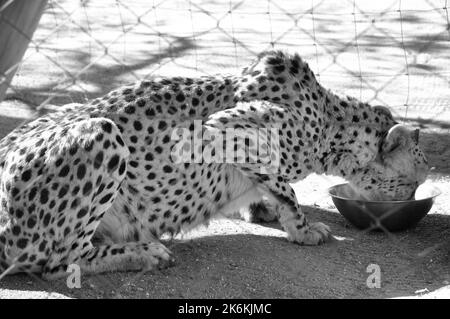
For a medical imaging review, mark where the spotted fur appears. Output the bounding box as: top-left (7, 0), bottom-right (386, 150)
top-left (0, 51), bottom-right (428, 279)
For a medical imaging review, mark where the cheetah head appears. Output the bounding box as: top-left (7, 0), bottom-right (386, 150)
top-left (350, 124), bottom-right (429, 201)
top-left (243, 50), bottom-right (429, 201)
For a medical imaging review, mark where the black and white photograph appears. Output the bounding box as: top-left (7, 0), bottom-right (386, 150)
top-left (0, 0), bottom-right (449, 302)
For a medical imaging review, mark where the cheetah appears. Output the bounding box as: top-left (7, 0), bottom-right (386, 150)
top-left (0, 51), bottom-right (428, 279)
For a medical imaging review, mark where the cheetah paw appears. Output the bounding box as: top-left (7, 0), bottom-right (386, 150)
top-left (289, 222), bottom-right (331, 246)
top-left (141, 242), bottom-right (176, 271)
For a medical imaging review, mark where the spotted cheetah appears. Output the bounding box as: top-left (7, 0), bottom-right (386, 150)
top-left (0, 51), bottom-right (428, 279)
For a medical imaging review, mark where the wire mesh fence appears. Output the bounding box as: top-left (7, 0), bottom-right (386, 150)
top-left (2, 0), bottom-right (450, 112)
top-left (0, 0), bottom-right (449, 298)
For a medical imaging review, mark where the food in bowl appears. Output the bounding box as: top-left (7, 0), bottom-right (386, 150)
top-left (329, 183), bottom-right (440, 231)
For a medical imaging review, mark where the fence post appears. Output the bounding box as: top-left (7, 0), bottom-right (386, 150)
top-left (0, 0), bottom-right (48, 103)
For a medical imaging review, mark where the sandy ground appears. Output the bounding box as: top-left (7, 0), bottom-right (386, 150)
top-left (0, 0), bottom-right (449, 299)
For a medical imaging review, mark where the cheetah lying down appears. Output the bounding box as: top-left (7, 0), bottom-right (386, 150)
top-left (0, 51), bottom-right (428, 279)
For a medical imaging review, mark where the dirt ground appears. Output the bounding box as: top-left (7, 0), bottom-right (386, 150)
top-left (0, 0), bottom-right (449, 299)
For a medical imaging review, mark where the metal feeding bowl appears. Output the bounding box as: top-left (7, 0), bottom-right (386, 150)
top-left (329, 183), bottom-right (441, 232)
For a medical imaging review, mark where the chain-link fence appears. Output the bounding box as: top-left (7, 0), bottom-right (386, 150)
top-left (0, 0), bottom-right (449, 298)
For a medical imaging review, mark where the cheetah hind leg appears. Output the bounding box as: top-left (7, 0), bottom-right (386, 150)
top-left (42, 241), bottom-right (174, 280)
top-left (78, 242), bottom-right (174, 274)
top-left (40, 117), bottom-right (174, 280)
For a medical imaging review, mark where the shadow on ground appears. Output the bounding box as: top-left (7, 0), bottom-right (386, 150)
top-left (6, 35), bottom-right (196, 107)
top-left (0, 115), bottom-right (29, 137)
top-left (1, 205), bottom-right (449, 299)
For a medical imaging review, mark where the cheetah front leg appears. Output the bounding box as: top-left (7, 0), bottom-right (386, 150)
top-left (255, 175), bottom-right (331, 245)
top-left (205, 104), bottom-right (331, 245)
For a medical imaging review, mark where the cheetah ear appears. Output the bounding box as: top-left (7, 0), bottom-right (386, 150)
top-left (372, 105), bottom-right (394, 120)
top-left (381, 124), bottom-right (418, 153)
